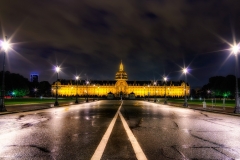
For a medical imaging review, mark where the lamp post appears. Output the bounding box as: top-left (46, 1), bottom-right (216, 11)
top-left (34, 88), bottom-right (38, 98)
top-left (183, 68), bottom-right (188, 107)
top-left (97, 86), bottom-right (99, 101)
top-left (148, 84), bottom-right (150, 101)
top-left (86, 80), bottom-right (89, 102)
top-left (231, 43), bottom-right (240, 113)
top-left (93, 84), bottom-right (95, 101)
top-left (144, 87), bottom-right (145, 100)
top-left (164, 77), bottom-right (167, 104)
top-left (0, 36), bottom-right (9, 112)
top-left (207, 90), bottom-right (210, 99)
top-left (54, 66), bottom-right (60, 106)
top-left (154, 81), bottom-right (157, 102)
top-left (75, 76), bottom-right (79, 104)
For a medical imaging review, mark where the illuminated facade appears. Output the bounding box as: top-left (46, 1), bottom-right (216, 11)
top-left (52, 62), bottom-right (190, 98)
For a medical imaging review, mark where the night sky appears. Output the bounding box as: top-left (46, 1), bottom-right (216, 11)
top-left (1, 0), bottom-right (240, 88)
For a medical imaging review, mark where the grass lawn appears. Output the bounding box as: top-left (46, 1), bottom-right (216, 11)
top-left (167, 98), bottom-right (235, 107)
top-left (3, 97), bottom-right (236, 108)
top-left (4, 97), bottom-right (80, 105)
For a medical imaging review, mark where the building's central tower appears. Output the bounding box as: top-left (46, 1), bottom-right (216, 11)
top-left (115, 61), bottom-right (128, 80)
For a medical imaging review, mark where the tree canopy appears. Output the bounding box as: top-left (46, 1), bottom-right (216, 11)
top-left (201, 75), bottom-right (238, 98)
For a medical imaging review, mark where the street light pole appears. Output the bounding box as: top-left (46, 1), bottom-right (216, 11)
top-left (0, 36), bottom-right (9, 112)
top-left (97, 86), bottom-right (99, 101)
top-left (144, 87), bottom-right (145, 100)
top-left (34, 88), bottom-right (37, 98)
top-left (93, 84), bottom-right (95, 101)
top-left (54, 66), bottom-right (60, 106)
top-left (75, 76), bottom-right (79, 104)
top-left (232, 44), bottom-right (240, 113)
top-left (183, 68), bottom-right (188, 107)
top-left (164, 77), bottom-right (167, 104)
top-left (86, 80), bottom-right (89, 102)
top-left (154, 81), bottom-right (157, 102)
top-left (148, 84), bottom-right (150, 101)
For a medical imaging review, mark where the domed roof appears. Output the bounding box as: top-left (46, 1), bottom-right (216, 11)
top-left (115, 61), bottom-right (128, 80)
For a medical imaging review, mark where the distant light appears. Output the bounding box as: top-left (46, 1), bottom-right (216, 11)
top-left (164, 77), bottom-right (167, 81)
top-left (76, 76), bottom-right (79, 80)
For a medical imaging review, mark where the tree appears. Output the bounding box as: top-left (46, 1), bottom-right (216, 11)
top-left (38, 81), bottom-right (51, 96)
top-left (0, 71), bottom-right (30, 97)
top-left (202, 75), bottom-right (239, 99)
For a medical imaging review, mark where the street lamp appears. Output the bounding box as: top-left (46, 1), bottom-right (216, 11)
top-left (231, 43), bottom-right (240, 113)
top-left (97, 86), bottom-right (99, 101)
top-left (93, 84), bottom-right (95, 101)
top-left (0, 36), bottom-right (10, 112)
top-left (86, 80), bottom-right (89, 102)
top-left (144, 87), bottom-right (145, 100)
top-left (54, 66), bottom-right (60, 106)
top-left (183, 68), bottom-right (188, 107)
top-left (153, 81), bottom-right (157, 102)
top-left (75, 76), bottom-right (79, 104)
top-left (148, 84), bottom-right (150, 101)
top-left (207, 90), bottom-right (211, 99)
top-left (34, 88), bottom-right (38, 98)
top-left (164, 77), bottom-right (167, 104)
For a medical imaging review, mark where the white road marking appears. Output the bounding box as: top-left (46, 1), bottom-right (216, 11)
top-left (91, 101), bottom-right (147, 160)
top-left (119, 112), bottom-right (148, 160)
top-left (91, 101), bottom-right (123, 160)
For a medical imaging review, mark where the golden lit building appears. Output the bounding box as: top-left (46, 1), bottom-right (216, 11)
top-left (52, 62), bottom-right (190, 98)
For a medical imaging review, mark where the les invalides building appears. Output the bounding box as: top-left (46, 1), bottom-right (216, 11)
top-left (52, 62), bottom-right (190, 98)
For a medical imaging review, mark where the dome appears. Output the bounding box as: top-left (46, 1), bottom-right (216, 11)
top-left (115, 61), bottom-right (128, 80)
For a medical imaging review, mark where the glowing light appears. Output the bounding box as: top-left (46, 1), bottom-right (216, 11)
top-left (164, 77), bottom-right (167, 81)
top-left (1, 41), bottom-right (10, 51)
top-left (55, 66), bottom-right (60, 73)
top-left (76, 76), bottom-right (79, 80)
top-left (231, 43), bottom-right (239, 55)
top-left (183, 68), bottom-right (188, 74)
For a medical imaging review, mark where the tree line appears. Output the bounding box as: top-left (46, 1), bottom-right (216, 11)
top-left (0, 71), bottom-right (51, 97)
top-left (191, 75), bottom-right (238, 99)
top-left (0, 71), bottom-right (238, 98)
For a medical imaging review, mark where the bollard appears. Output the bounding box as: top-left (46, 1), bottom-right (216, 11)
top-left (203, 101), bottom-right (206, 108)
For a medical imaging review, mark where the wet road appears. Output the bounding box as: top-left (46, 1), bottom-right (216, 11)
top-left (0, 100), bottom-right (240, 159)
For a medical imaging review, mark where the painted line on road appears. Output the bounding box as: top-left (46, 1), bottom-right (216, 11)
top-left (119, 112), bottom-right (148, 160)
top-left (91, 101), bottom-right (123, 160)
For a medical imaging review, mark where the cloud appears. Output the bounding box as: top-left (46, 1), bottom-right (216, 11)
top-left (0, 0), bottom-right (240, 87)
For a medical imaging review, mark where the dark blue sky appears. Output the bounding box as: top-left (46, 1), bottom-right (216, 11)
top-left (1, 0), bottom-right (240, 88)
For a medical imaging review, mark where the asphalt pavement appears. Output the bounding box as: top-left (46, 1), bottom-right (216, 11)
top-left (0, 100), bottom-right (240, 159)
